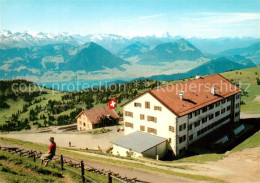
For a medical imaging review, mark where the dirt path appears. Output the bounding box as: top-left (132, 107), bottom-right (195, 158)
top-left (0, 129), bottom-right (124, 150)
top-left (240, 112), bottom-right (260, 119)
top-left (175, 147), bottom-right (260, 183)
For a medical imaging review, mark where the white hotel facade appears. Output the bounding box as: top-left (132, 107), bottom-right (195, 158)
top-left (114, 74), bottom-right (241, 157)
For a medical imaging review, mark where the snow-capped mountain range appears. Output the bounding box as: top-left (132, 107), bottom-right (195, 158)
top-left (0, 30), bottom-right (259, 84)
top-left (1, 30), bottom-right (260, 54)
top-left (0, 30), bottom-right (181, 53)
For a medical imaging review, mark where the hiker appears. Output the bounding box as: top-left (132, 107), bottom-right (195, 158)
top-left (40, 137), bottom-right (56, 167)
top-left (69, 141), bottom-right (71, 147)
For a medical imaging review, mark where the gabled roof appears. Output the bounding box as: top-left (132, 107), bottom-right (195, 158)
top-left (122, 74), bottom-right (241, 117)
top-left (112, 131), bottom-right (167, 153)
top-left (76, 106), bottom-right (119, 124)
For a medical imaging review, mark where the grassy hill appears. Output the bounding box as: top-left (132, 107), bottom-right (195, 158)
top-left (0, 147), bottom-right (117, 183)
top-left (0, 78), bottom-right (159, 131)
top-left (0, 66), bottom-right (259, 131)
top-left (221, 66), bottom-right (260, 113)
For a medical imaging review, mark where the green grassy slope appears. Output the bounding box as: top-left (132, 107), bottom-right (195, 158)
top-left (0, 149), bottom-right (117, 183)
top-left (221, 66), bottom-right (260, 113)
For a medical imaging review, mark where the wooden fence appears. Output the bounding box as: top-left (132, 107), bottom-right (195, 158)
top-left (0, 146), bottom-right (145, 183)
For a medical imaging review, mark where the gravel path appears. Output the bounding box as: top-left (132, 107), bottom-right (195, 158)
top-left (0, 127), bottom-right (124, 150)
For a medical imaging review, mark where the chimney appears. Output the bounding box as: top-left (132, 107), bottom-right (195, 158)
top-left (179, 91), bottom-right (184, 100)
top-left (195, 74), bottom-right (201, 79)
top-left (211, 87), bottom-right (215, 95)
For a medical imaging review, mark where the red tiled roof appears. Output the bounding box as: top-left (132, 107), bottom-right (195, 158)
top-left (149, 74), bottom-right (241, 117)
top-left (76, 106), bottom-right (119, 124)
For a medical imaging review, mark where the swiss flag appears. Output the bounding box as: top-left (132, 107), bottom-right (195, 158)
top-left (108, 98), bottom-right (117, 110)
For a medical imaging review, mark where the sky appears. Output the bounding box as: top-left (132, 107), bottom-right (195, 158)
top-left (0, 0), bottom-right (260, 38)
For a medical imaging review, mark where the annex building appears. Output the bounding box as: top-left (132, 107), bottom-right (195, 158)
top-left (76, 106), bottom-right (119, 131)
top-left (112, 74), bottom-right (241, 158)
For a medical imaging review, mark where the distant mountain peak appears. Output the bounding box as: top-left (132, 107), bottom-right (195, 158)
top-left (138, 39), bottom-right (203, 65)
top-left (63, 42), bottom-right (129, 72)
top-left (117, 41), bottom-right (150, 59)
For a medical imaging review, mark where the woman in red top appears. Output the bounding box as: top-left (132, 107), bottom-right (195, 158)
top-left (40, 137), bottom-right (56, 167)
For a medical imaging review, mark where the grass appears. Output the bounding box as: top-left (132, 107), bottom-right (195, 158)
top-left (0, 150), bottom-right (63, 183)
top-left (0, 145), bottom-right (118, 183)
top-left (221, 66), bottom-right (260, 113)
top-left (0, 137), bottom-right (225, 182)
top-left (232, 130), bottom-right (260, 152)
top-left (85, 128), bottom-right (112, 134)
top-left (173, 153), bottom-right (226, 164)
top-left (0, 98), bottom-right (27, 125)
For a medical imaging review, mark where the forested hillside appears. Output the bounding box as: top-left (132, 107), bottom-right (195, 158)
top-left (0, 79), bottom-right (161, 131)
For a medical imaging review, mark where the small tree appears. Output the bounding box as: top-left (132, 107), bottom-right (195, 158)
top-left (126, 148), bottom-right (135, 158)
top-left (256, 78), bottom-right (260, 85)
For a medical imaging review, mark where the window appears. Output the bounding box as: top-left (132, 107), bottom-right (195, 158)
top-left (221, 108), bottom-right (226, 114)
top-left (169, 138), bottom-right (172, 143)
top-left (188, 113), bottom-right (192, 119)
top-left (221, 99), bottom-right (226, 104)
top-left (202, 117), bottom-right (207, 123)
top-left (227, 97), bottom-right (231, 102)
top-left (194, 120), bottom-right (200, 127)
top-left (215, 111), bottom-right (220, 117)
top-left (197, 131), bottom-right (201, 136)
top-left (235, 112), bottom-right (240, 117)
top-left (140, 125), bottom-right (145, 131)
top-left (194, 109), bottom-right (200, 116)
top-left (125, 111), bottom-right (133, 117)
top-left (227, 105), bottom-right (231, 111)
top-left (125, 122), bottom-right (134, 128)
top-left (145, 101), bottom-right (150, 109)
top-left (189, 134), bottom-right (193, 141)
top-left (179, 135), bottom-right (186, 143)
top-left (236, 103), bottom-right (240, 108)
top-left (83, 122), bottom-right (86, 126)
top-left (140, 114), bottom-right (145, 120)
top-left (236, 93), bottom-right (240, 99)
top-left (147, 127), bottom-right (157, 135)
top-left (147, 116), bottom-right (157, 122)
top-left (154, 106), bottom-right (162, 111)
top-left (215, 101), bottom-right (220, 107)
top-left (179, 147), bottom-right (186, 154)
top-left (208, 104), bottom-right (214, 110)
top-left (134, 102), bottom-right (141, 107)
top-left (179, 123), bottom-right (186, 131)
top-left (188, 124), bottom-right (192, 130)
top-left (169, 126), bottom-right (174, 132)
top-left (209, 114), bottom-right (214, 120)
top-left (202, 107), bottom-right (207, 113)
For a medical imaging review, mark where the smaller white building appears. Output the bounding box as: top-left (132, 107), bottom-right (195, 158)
top-left (112, 131), bottom-right (167, 159)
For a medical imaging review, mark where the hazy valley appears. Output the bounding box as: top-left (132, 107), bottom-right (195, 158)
top-left (0, 30), bottom-right (259, 88)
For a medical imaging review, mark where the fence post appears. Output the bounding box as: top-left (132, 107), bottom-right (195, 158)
top-left (108, 172), bottom-right (112, 183)
top-left (33, 153), bottom-right (36, 162)
top-left (81, 161), bottom-right (85, 183)
top-left (60, 155), bottom-right (64, 170)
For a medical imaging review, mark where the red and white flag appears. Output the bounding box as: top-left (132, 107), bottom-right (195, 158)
top-left (108, 98), bottom-right (117, 110)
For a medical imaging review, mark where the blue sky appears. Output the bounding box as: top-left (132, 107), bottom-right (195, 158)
top-left (0, 0), bottom-right (260, 37)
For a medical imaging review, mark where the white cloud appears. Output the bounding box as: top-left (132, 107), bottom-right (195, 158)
top-left (120, 13), bottom-right (166, 23)
top-left (198, 12), bottom-right (260, 24)
top-left (137, 13), bottom-right (166, 20)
